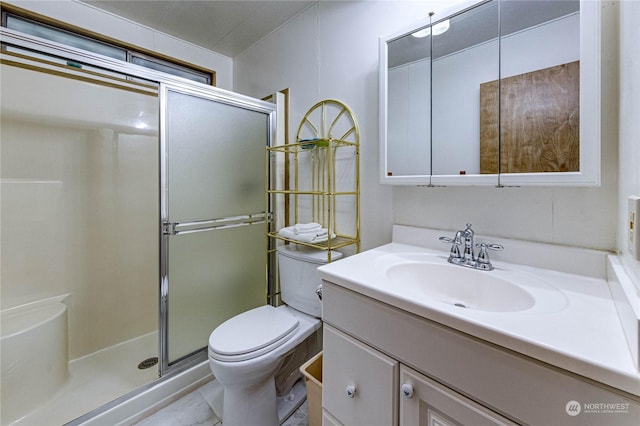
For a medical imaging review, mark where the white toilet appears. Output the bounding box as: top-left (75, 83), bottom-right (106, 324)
top-left (208, 245), bottom-right (341, 426)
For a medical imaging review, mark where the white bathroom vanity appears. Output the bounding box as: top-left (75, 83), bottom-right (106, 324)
top-left (318, 225), bottom-right (640, 426)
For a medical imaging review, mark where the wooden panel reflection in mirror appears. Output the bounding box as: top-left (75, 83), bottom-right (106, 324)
top-left (480, 61), bottom-right (579, 174)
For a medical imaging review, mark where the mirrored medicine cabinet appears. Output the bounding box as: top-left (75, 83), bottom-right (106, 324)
top-left (379, 0), bottom-right (600, 186)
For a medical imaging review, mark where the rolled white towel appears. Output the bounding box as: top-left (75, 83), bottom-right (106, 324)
top-left (294, 222), bottom-right (322, 234)
top-left (278, 226), bottom-right (335, 243)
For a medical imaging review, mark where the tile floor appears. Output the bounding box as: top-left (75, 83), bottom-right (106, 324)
top-left (134, 379), bottom-right (308, 426)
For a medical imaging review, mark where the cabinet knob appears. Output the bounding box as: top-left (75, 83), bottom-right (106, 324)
top-left (401, 383), bottom-right (414, 399)
top-left (346, 385), bottom-right (356, 398)
top-left (315, 285), bottom-right (323, 301)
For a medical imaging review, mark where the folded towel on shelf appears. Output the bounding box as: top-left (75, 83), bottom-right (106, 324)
top-left (294, 222), bottom-right (322, 234)
top-left (278, 225), bottom-right (335, 244)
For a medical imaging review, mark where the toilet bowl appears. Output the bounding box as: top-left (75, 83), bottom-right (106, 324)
top-left (208, 245), bottom-right (341, 426)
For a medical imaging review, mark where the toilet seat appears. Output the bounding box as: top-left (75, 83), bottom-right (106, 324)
top-left (208, 305), bottom-right (299, 362)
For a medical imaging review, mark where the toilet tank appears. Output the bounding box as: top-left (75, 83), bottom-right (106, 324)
top-left (277, 245), bottom-right (342, 318)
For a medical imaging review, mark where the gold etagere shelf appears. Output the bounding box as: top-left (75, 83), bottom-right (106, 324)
top-left (266, 99), bottom-right (360, 263)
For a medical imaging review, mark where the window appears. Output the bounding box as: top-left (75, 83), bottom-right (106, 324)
top-left (2, 10), bottom-right (214, 85)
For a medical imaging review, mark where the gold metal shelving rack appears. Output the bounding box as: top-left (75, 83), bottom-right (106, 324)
top-left (266, 99), bottom-right (360, 264)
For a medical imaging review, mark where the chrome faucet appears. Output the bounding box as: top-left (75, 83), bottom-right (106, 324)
top-left (439, 224), bottom-right (503, 271)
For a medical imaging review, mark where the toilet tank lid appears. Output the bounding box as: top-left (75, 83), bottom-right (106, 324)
top-left (277, 245), bottom-right (343, 264)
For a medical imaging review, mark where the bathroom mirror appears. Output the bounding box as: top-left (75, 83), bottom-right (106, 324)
top-left (385, 22), bottom-right (432, 177)
top-left (379, 0), bottom-right (600, 186)
top-left (431, 0), bottom-right (499, 185)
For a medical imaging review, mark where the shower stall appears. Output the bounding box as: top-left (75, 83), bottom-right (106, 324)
top-left (0, 31), bottom-right (274, 425)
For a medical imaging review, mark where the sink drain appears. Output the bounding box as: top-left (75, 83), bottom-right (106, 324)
top-left (138, 357), bottom-right (159, 370)
top-left (453, 303), bottom-right (466, 308)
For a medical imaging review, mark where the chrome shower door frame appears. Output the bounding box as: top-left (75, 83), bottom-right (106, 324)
top-left (158, 81), bottom-right (277, 375)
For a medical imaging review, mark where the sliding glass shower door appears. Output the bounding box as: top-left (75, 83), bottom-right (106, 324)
top-left (161, 84), bottom-right (273, 369)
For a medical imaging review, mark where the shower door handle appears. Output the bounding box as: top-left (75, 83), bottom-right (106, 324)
top-left (163, 212), bottom-right (266, 236)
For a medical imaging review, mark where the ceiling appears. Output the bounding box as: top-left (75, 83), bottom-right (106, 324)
top-left (81, 0), bottom-right (315, 58)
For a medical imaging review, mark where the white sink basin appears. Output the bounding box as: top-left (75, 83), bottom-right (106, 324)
top-left (376, 253), bottom-right (567, 314)
top-left (386, 262), bottom-right (534, 312)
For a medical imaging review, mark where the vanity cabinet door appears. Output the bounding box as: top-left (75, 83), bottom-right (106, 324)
top-left (399, 365), bottom-right (516, 426)
top-left (322, 410), bottom-right (343, 426)
top-left (323, 325), bottom-right (399, 426)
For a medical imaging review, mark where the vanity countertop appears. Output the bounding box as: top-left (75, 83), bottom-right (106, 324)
top-left (318, 240), bottom-right (640, 397)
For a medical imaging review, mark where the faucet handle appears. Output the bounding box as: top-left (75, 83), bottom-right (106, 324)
top-left (439, 232), bottom-right (463, 260)
top-left (475, 243), bottom-right (503, 270)
top-left (438, 229), bottom-right (463, 245)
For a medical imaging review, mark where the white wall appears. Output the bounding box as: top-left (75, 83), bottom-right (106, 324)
top-left (234, 1), bottom-right (442, 250)
top-left (618, 0), bottom-right (640, 287)
top-left (4, 0), bottom-right (234, 89)
top-left (235, 0), bottom-right (621, 253)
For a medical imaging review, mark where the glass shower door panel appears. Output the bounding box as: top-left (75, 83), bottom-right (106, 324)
top-left (167, 224), bottom-right (265, 361)
top-left (164, 87), bottom-right (269, 364)
top-left (166, 90), bottom-right (266, 222)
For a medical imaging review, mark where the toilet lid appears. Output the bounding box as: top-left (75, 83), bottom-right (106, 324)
top-left (208, 305), bottom-right (299, 362)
